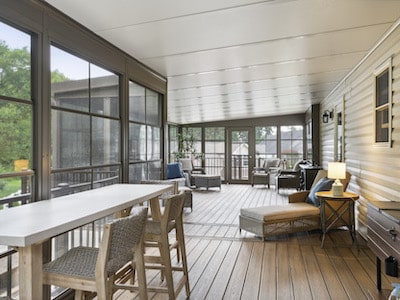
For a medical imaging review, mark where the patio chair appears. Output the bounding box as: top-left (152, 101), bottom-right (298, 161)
top-left (143, 191), bottom-right (190, 298)
top-left (43, 207), bottom-right (148, 300)
top-left (179, 158), bottom-right (205, 186)
top-left (251, 158), bottom-right (282, 188)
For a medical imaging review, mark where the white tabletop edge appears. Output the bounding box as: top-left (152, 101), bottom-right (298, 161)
top-left (0, 184), bottom-right (172, 247)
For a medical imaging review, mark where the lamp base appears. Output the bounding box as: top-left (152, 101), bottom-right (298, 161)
top-left (331, 180), bottom-right (343, 197)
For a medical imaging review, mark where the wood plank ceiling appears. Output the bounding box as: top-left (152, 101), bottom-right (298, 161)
top-left (45, 0), bottom-right (400, 124)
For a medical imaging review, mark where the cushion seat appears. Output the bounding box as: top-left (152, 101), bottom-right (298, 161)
top-left (240, 203), bottom-right (320, 222)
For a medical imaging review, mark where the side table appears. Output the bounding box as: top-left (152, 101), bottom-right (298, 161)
top-left (316, 191), bottom-right (359, 248)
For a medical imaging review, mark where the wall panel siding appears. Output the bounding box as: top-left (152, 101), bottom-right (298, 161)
top-left (320, 20), bottom-right (400, 239)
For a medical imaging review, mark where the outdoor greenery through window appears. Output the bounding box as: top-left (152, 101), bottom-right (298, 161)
top-left (255, 126), bottom-right (277, 167)
top-left (50, 45), bottom-right (121, 196)
top-left (0, 20), bottom-right (33, 204)
top-left (169, 125), bottom-right (179, 162)
top-left (128, 81), bottom-right (162, 183)
top-left (0, 20), bottom-right (33, 300)
top-left (205, 127), bottom-right (225, 179)
top-left (280, 125), bottom-right (304, 168)
top-left (181, 127), bottom-right (202, 167)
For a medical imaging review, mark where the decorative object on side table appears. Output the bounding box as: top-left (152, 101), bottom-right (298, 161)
top-left (328, 162), bottom-right (346, 196)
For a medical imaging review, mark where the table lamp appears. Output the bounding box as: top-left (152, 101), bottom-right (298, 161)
top-left (328, 162), bottom-right (346, 196)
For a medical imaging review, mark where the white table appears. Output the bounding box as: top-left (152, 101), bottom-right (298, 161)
top-left (0, 183), bottom-right (173, 299)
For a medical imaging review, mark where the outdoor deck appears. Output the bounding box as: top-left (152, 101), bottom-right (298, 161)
top-left (115, 184), bottom-right (393, 300)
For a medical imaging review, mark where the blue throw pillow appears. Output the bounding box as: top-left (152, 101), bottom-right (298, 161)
top-left (306, 177), bottom-right (334, 206)
top-left (167, 163), bottom-right (184, 179)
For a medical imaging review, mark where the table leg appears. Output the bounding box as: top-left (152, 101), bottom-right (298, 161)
top-left (19, 243), bottom-right (43, 299)
top-left (320, 200), bottom-right (326, 248)
top-left (349, 201), bottom-right (358, 249)
top-left (149, 196), bottom-right (162, 222)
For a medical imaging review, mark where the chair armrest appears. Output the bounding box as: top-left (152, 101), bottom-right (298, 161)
top-left (268, 167), bottom-right (281, 172)
top-left (288, 191), bottom-right (310, 203)
top-left (278, 170), bottom-right (299, 176)
top-left (252, 167), bottom-right (267, 174)
top-left (192, 168), bottom-right (205, 174)
top-left (253, 167), bottom-right (265, 171)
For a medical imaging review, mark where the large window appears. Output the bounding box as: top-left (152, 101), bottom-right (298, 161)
top-left (0, 20), bottom-right (33, 300)
top-left (374, 58), bottom-right (392, 146)
top-left (205, 127), bottom-right (225, 179)
top-left (0, 22), bottom-right (34, 204)
top-left (128, 82), bottom-right (162, 182)
top-left (181, 127), bottom-right (202, 167)
top-left (255, 126), bottom-right (277, 167)
top-left (50, 46), bottom-right (120, 196)
top-left (169, 125), bottom-right (179, 162)
top-left (280, 125), bottom-right (304, 168)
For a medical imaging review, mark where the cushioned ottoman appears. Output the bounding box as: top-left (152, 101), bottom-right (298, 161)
top-left (239, 203), bottom-right (321, 240)
top-left (192, 175), bottom-right (221, 190)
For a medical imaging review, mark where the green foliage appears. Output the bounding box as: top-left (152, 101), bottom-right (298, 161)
top-left (255, 126), bottom-right (274, 140)
top-left (205, 127), bottom-right (225, 140)
top-left (0, 102), bottom-right (32, 170)
top-left (0, 40), bottom-right (69, 173)
top-left (0, 178), bottom-right (20, 199)
top-left (51, 69), bottom-right (70, 83)
top-left (173, 128), bottom-right (204, 160)
top-left (0, 41), bottom-right (31, 100)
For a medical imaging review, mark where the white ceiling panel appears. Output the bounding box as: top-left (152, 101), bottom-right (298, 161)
top-left (144, 25), bottom-right (388, 76)
top-left (45, 0), bottom-right (400, 124)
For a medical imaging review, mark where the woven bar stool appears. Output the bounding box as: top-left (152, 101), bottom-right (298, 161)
top-left (144, 191), bottom-right (190, 299)
top-left (43, 207), bottom-right (148, 300)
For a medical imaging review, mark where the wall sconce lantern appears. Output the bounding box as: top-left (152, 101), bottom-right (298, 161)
top-left (322, 110), bottom-right (334, 123)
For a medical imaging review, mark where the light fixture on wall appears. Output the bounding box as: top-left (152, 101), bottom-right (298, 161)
top-left (328, 162), bottom-right (346, 196)
top-left (322, 110), bottom-right (334, 123)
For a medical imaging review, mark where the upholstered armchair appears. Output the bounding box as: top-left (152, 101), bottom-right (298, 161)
top-left (179, 158), bottom-right (205, 186)
top-left (251, 158), bottom-right (282, 188)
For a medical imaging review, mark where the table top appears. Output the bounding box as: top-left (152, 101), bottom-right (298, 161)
top-left (316, 191), bottom-right (359, 200)
top-left (0, 184), bottom-right (172, 247)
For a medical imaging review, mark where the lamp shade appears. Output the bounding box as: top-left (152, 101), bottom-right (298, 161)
top-left (328, 162), bottom-right (346, 180)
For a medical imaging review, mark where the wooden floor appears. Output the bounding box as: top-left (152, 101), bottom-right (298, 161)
top-left (115, 184), bottom-right (395, 300)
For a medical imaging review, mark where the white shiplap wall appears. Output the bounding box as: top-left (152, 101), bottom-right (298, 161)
top-left (320, 20), bottom-right (400, 239)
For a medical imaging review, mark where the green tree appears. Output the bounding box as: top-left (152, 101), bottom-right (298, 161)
top-left (0, 41), bottom-right (31, 100)
top-left (51, 69), bottom-right (69, 83)
top-left (0, 102), bottom-right (31, 171)
top-left (0, 41), bottom-right (31, 171)
top-left (255, 126), bottom-right (274, 141)
top-left (0, 41), bottom-right (69, 172)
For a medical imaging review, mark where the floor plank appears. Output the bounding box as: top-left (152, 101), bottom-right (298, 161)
top-left (114, 184), bottom-right (393, 300)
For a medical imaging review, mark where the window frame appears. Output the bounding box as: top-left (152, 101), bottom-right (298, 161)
top-left (373, 57), bottom-right (392, 147)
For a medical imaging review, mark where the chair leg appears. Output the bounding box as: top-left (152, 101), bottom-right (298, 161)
top-left (134, 243), bottom-right (148, 300)
top-left (159, 232), bottom-right (176, 299)
top-left (74, 291), bottom-right (84, 300)
top-left (176, 220), bottom-right (190, 297)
